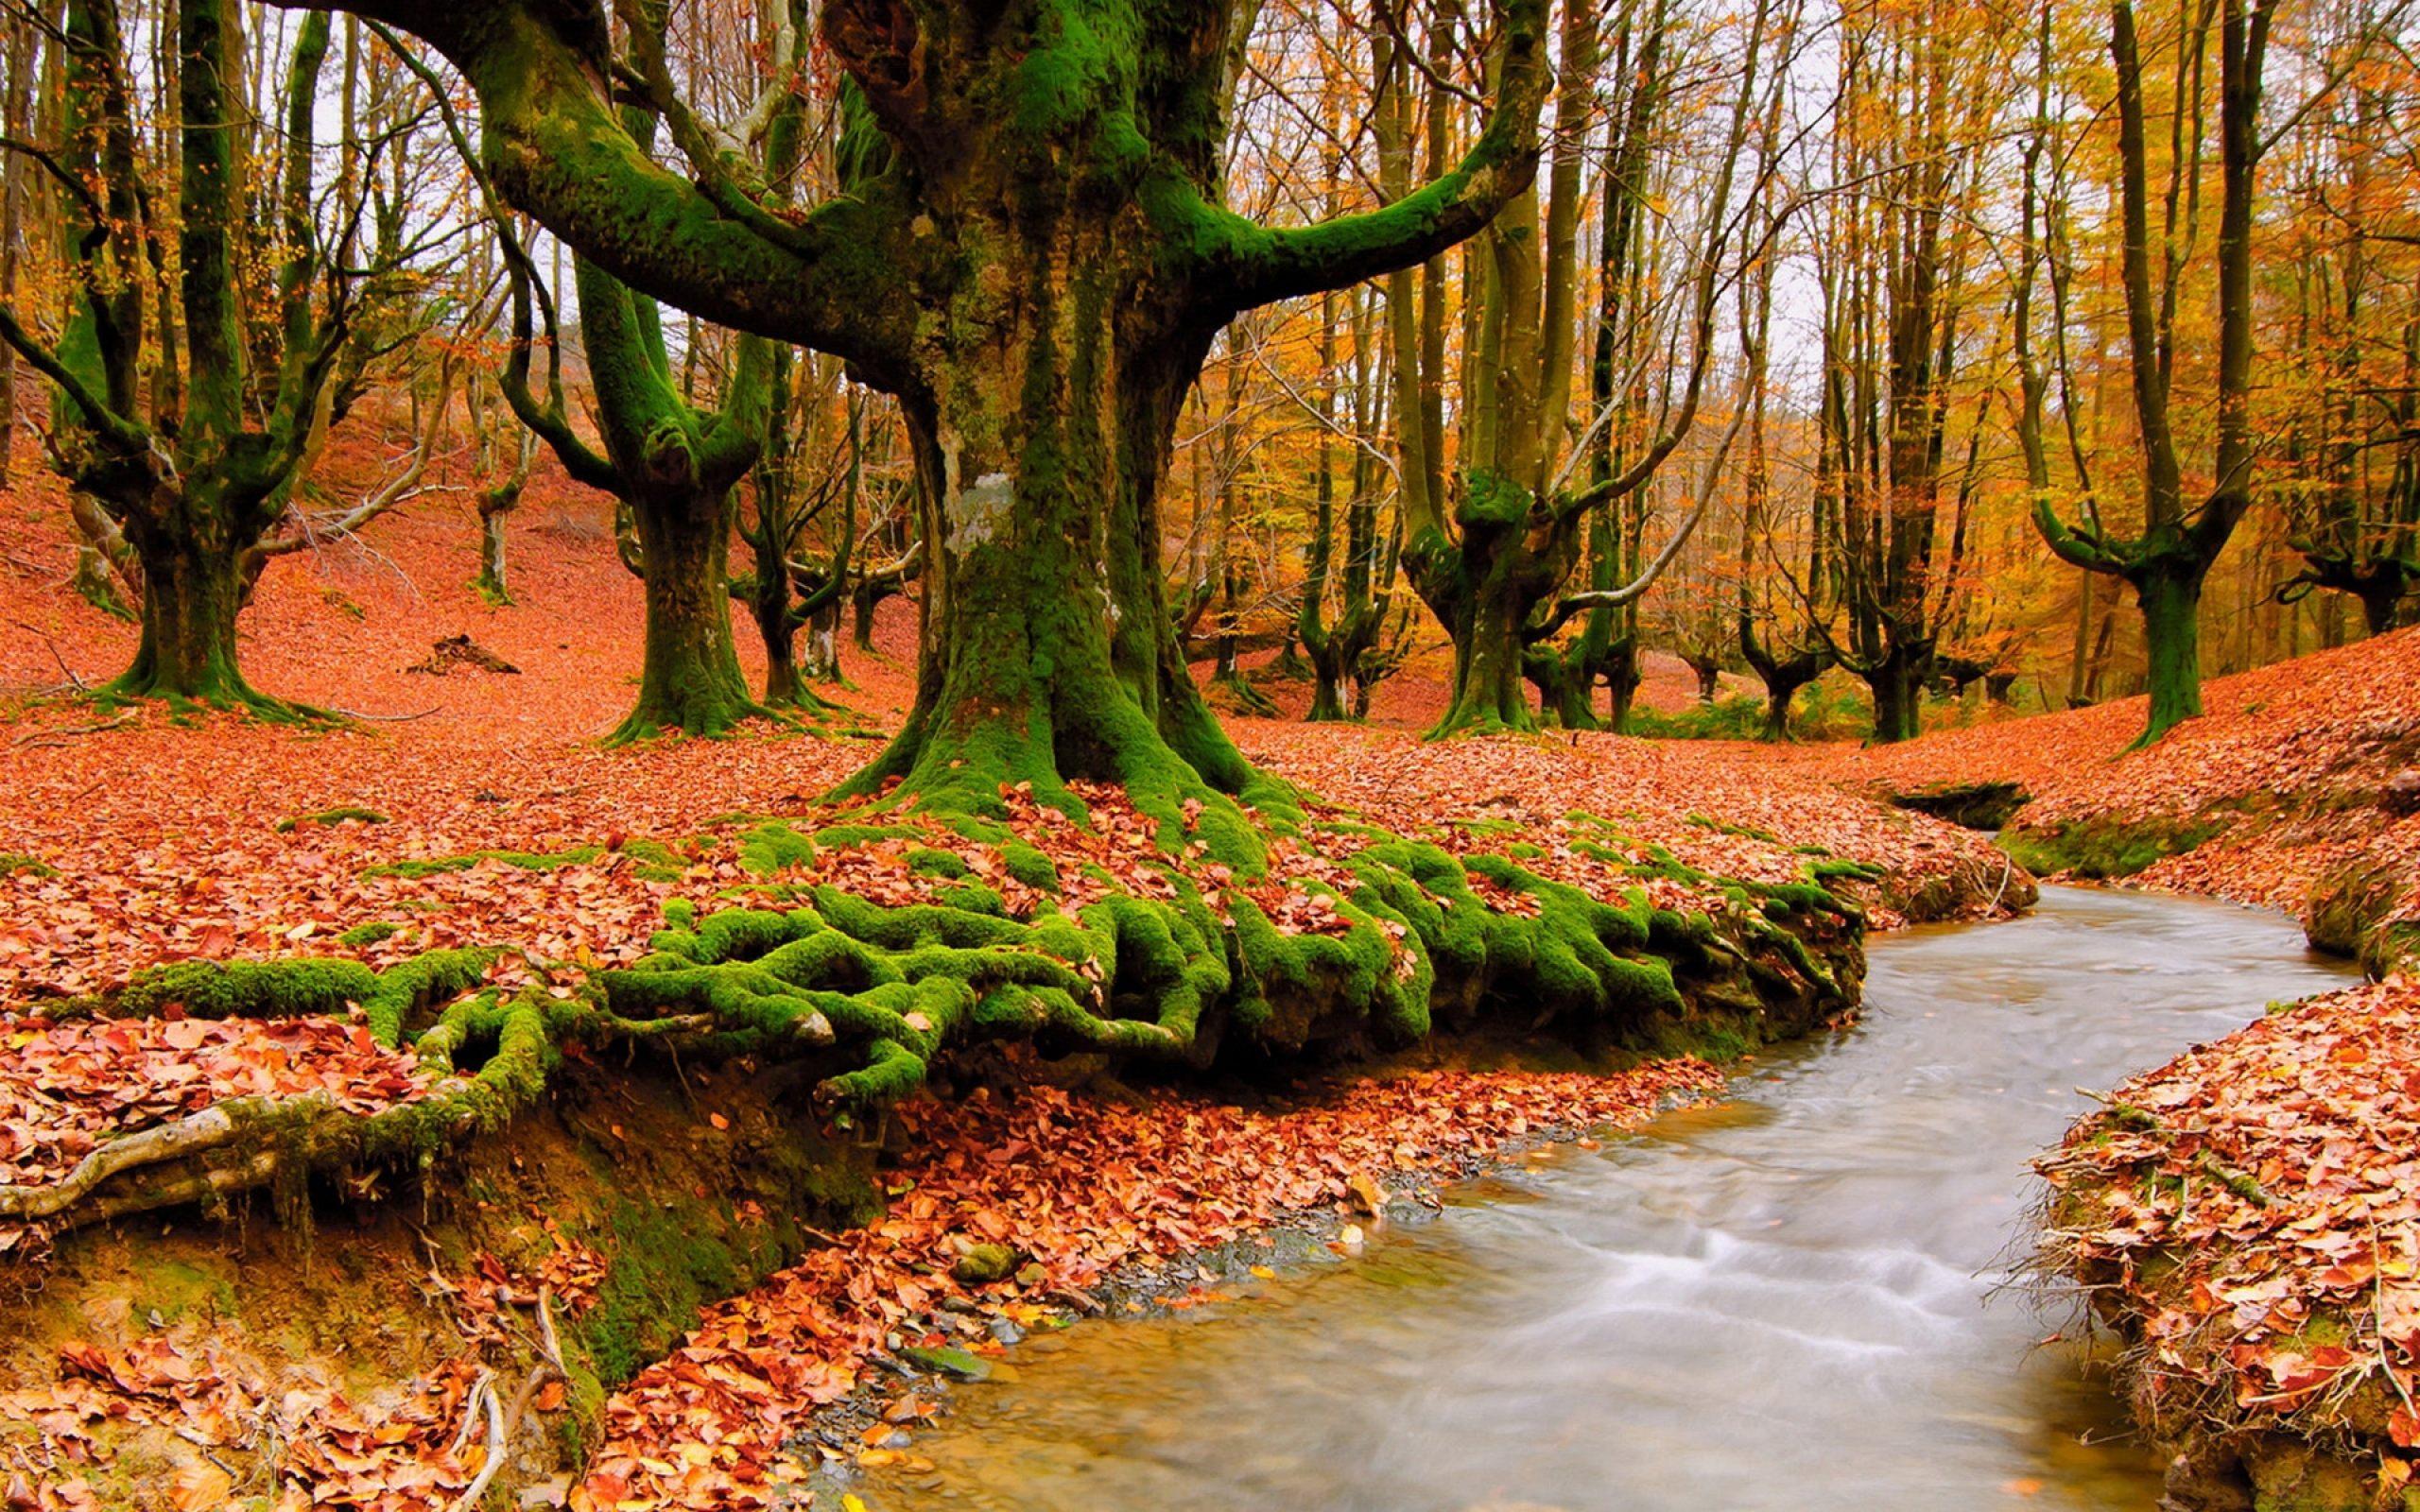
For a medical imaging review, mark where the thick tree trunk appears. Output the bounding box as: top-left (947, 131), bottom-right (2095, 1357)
top-left (801, 597), bottom-right (843, 683)
top-left (1305, 643), bottom-right (1351, 722)
top-left (1685, 657), bottom-right (1720, 703)
top-left (752, 582), bottom-right (804, 708)
top-left (1605, 632), bottom-right (1642, 731)
top-left (1864, 644), bottom-right (1927, 745)
top-left (840, 280), bottom-right (1262, 838)
top-left (114, 520), bottom-right (272, 712)
top-left (2360, 581), bottom-right (2406, 638)
top-left (1757, 663), bottom-right (1820, 741)
top-left (1417, 480), bottom-right (1564, 738)
top-left (2134, 558), bottom-right (2206, 745)
top-left (611, 488), bottom-right (759, 744)
top-left (1536, 655), bottom-right (1599, 730)
top-left (1435, 576), bottom-right (1534, 734)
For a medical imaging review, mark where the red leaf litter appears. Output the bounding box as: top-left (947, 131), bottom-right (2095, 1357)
top-left (2035, 977), bottom-right (2420, 1454)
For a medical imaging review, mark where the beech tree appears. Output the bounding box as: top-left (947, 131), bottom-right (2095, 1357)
top-left (0, 1), bottom-right (428, 714)
top-left (1402, 0), bottom-right (1777, 735)
top-left (2031, 0), bottom-right (2273, 744)
top-left (293, 0), bottom-right (1548, 833)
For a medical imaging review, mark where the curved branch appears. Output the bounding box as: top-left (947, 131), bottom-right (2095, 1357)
top-left (1180, 0), bottom-right (1549, 315)
top-left (2031, 493), bottom-right (2134, 576)
top-left (313, 0), bottom-right (918, 385)
top-left (0, 304), bottom-right (147, 455)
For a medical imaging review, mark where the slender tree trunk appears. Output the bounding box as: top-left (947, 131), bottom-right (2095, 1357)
top-left (1606, 628), bottom-right (1642, 731)
top-left (852, 580), bottom-right (888, 652)
top-left (2066, 568), bottom-right (2094, 707)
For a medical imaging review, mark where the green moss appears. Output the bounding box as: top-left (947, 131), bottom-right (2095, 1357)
top-left (1000, 841), bottom-right (1061, 891)
top-left (584, 1213), bottom-right (723, 1384)
top-left (934, 881), bottom-right (1008, 915)
top-left (336, 920), bottom-right (402, 947)
top-left (273, 806), bottom-right (389, 834)
top-left (362, 845), bottom-right (605, 880)
top-left (737, 821), bottom-right (816, 877)
top-left (133, 1260), bottom-right (238, 1325)
top-left (116, 957), bottom-right (383, 1019)
top-left (906, 847), bottom-right (972, 879)
top-left (1998, 814), bottom-right (2228, 880)
top-left (0, 852), bottom-right (57, 878)
top-left (1685, 813), bottom-right (1784, 845)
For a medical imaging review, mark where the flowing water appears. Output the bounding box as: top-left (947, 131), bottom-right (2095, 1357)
top-left (853, 886), bottom-right (2359, 1511)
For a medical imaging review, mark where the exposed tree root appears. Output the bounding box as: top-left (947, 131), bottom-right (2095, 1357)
top-left (6, 789), bottom-right (1870, 1252)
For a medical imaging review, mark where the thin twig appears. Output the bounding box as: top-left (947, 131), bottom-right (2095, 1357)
top-left (10, 711), bottom-right (135, 749)
top-left (9, 619), bottom-right (88, 691)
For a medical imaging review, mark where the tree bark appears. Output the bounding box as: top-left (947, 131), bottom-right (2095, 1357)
top-left (115, 512), bottom-right (260, 709)
top-left (2135, 556), bottom-right (2206, 743)
top-left (614, 483), bottom-right (759, 743)
top-left (1866, 642), bottom-right (1926, 746)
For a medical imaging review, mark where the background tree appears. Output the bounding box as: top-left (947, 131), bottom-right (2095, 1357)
top-left (0, 0), bottom-right (438, 714)
top-left (2031, 0), bottom-right (2275, 744)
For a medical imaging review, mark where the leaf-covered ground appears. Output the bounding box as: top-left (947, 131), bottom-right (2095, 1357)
top-left (1781, 627), bottom-right (2420, 951)
top-left (2033, 975), bottom-right (2420, 1499)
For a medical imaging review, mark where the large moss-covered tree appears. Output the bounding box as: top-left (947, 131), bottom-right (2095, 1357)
top-left (295, 0), bottom-right (1549, 836)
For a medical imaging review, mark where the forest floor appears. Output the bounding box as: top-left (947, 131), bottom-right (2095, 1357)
top-left (0, 441), bottom-right (2013, 1511)
top-left (3, 431), bottom-right (2415, 1509)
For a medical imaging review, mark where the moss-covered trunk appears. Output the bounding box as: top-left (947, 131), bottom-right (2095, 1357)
top-left (2135, 556), bottom-right (2206, 744)
top-left (841, 229), bottom-right (1259, 836)
top-left (612, 486), bottom-right (758, 744)
top-left (474, 505), bottom-right (512, 604)
top-left (1436, 574), bottom-right (1535, 735)
top-left (112, 502), bottom-right (276, 713)
top-left (1416, 477), bottom-right (1568, 739)
top-left (1863, 642), bottom-right (1927, 745)
top-left (752, 576), bottom-right (805, 708)
top-left (1758, 664), bottom-right (1818, 740)
top-left (1524, 643), bottom-right (1599, 730)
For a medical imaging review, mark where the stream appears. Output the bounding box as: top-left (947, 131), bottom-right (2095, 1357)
top-left (852, 885), bottom-right (2359, 1511)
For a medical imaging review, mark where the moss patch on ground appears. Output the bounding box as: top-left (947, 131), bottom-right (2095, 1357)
top-left (1999, 812), bottom-right (2231, 881)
